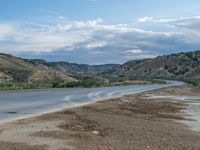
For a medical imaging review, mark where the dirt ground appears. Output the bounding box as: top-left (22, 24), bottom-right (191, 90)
top-left (0, 85), bottom-right (200, 150)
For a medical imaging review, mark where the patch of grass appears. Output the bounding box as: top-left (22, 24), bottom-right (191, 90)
top-left (185, 79), bottom-right (200, 86)
top-left (0, 79), bottom-right (102, 91)
top-left (145, 79), bottom-right (167, 84)
top-left (104, 76), bottom-right (167, 86)
top-left (160, 76), bottom-right (200, 87)
top-left (0, 83), bottom-right (53, 91)
top-left (55, 79), bottom-right (101, 88)
top-left (0, 78), bottom-right (167, 91)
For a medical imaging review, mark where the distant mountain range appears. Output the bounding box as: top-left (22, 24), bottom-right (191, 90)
top-left (0, 50), bottom-right (199, 84)
top-left (24, 59), bottom-right (119, 75)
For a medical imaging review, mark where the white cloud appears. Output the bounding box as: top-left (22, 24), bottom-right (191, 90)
top-left (125, 49), bottom-right (157, 60)
top-left (86, 41), bottom-right (107, 49)
top-left (137, 16), bottom-right (173, 23)
top-left (0, 24), bottom-right (15, 40)
top-left (58, 16), bottom-right (67, 20)
top-left (137, 16), bottom-right (200, 31)
top-left (0, 16), bottom-right (200, 63)
top-left (126, 54), bottom-right (157, 59)
top-left (137, 16), bottom-right (154, 23)
top-left (1, 18), bottom-right (161, 53)
top-left (126, 49), bottom-right (143, 54)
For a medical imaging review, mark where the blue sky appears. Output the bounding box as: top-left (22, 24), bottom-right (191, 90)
top-left (0, 0), bottom-right (200, 64)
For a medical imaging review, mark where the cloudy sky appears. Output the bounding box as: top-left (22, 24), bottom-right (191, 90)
top-left (0, 0), bottom-right (200, 64)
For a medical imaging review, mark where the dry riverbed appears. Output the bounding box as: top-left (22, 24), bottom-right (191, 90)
top-left (0, 85), bottom-right (200, 150)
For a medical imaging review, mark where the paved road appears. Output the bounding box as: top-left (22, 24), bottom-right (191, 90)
top-left (0, 81), bottom-right (181, 122)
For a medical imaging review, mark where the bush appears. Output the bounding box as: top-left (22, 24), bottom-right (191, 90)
top-left (57, 79), bottom-right (101, 88)
top-left (185, 79), bottom-right (200, 86)
top-left (0, 83), bottom-right (53, 91)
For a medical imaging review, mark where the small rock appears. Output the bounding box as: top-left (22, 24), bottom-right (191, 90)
top-left (92, 130), bottom-right (99, 135)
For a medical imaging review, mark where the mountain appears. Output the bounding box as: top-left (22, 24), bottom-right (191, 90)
top-left (1, 50), bottom-right (199, 84)
top-left (0, 53), bottom-right (75, 83)
top-left (25, 59), bottom-right (119, 75)
top-left (109, 50), bottom-right (200, 80)
top-left (0, 53), bottom-right (119, 84)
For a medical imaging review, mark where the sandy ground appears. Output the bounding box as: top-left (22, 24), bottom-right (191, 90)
top-left (0, 85), bottom-right (200, 150)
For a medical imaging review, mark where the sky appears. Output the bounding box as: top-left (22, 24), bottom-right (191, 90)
top-left (0, 0), bottom-right (200, 64)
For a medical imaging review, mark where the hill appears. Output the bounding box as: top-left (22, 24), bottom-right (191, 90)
top-left (0, 53), bottom-right (75, 84)
top-left (24, 59), bottom-right (119, 75)
top-left (109, 50), bottom-right (200, 80)
top-left (0, 50), bottom-right (199, 87)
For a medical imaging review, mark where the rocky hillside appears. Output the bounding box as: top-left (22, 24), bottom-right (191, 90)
top-left (110, 51), bottom-right (200, 80)
top-left (0, 53), bottom-right (75, 83)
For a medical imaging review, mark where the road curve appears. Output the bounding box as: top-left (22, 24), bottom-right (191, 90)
top-left (0, 81), bottom-right (183, 123)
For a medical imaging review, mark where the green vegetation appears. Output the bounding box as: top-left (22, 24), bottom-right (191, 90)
top-left (0, 79), bottom-right (102, 91)
top-left (157, 76), bottom-right (200, 87)
top-left (104, 76), bottom-right (167, 85)
top-left (0, 51), bottom-right (199, 91)
top-left (7, 69), bottom-right (33, 82)
top-left (110, 51), bottom-right (200, 82)
top-left (121, 79), bottom-right (166, 86)
top-left (0, 78), bottom-right (167, 91)
top-left (143, 79), bottom-right (167, 84)
top-left (184, 79), bottom-right (200, 86)
top-left (53, 79), bottom-right (101, 88)
top-left (0, 83), bottom-right (53, 91)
